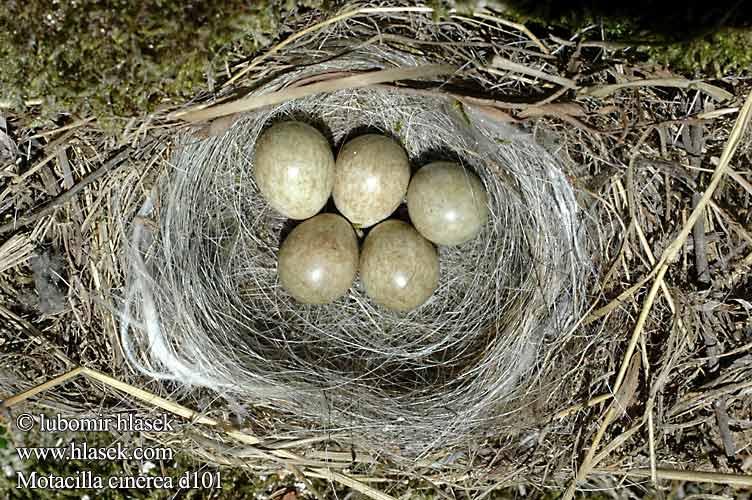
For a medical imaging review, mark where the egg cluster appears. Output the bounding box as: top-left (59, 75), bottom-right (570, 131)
top-left (253, 121), bottom-right (489, 312)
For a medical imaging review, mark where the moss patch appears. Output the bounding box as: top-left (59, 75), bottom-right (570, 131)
top-left (0, 1), bottom-right (300, 117)
top-left (3, 1), bottom-right (749, 123)
top-left (643, 29), bottom-right (752, 77)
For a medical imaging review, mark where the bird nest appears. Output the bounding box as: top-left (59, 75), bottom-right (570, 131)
top-left (120, 49), bottom-right (590, 455)
top-left (3, 2), bottom-right (752, 498)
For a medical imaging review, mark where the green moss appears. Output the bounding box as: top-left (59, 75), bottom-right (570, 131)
top-left (2, 0), bottom-right (750, 123)
top-left (0, 1), bottom-right (294, 118)
top-left (643, 29), bottom-right (752, 76)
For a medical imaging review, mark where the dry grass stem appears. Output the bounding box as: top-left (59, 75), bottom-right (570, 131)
top-left (224, 6), bottom-right (435, 87)
top-left (490, 55), bottom-right (577, 88)
top-left (581, 78), bottom-right (734, 101)
top-left (592, 468), bottom-right (752, 487)
top-left (176, 65), bottom-right (456, 122)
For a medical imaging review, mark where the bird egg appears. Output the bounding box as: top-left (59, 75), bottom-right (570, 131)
top-left (333, 134), bottom-right (410, 228)
top-left (278, 213), bottom-right (358, 305)
top-left (360, 220), bottom-right (438, 312)
top-left (254, 121), bottom-right (334, 220)
top-left (407, 161), bottom-right (489, 245)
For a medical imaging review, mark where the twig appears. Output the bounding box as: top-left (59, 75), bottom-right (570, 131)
top-left (697, 107), bottom-right (740, 119)
top-left (728, 169), bottom-right (752, 197)
top-left (18, 147), bottom-right (61, 182)
top-left (0, 366), bottom-right (224, 428)
top-left (634, 221), bottom-right (677, 314)
top-left (682, 111), bottom-right (710, 285)
top-left (554, 393), bottom-right (612, 420)
top-left (713, 399), bottom-right (736, 458)
top-left (578, 40), bottom-right (636, 50)
top-left (0, 367), bottom-right (83, 408)
top-left (27, 117), bottom-right (95, 140)
top-left (529, 86), bottom-right (571, 107)
top-left (583, 266), bottom-right (655, 325)
top-left (80, 368), bottom-right (223, 428)
top-left (633, 219), bottom-right (689, 484)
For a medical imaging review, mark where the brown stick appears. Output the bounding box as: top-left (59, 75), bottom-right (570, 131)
top-left (682, 112), bottom-right (710, 285)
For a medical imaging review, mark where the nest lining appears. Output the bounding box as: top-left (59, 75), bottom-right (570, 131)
top-left (120, 49), bottom-right (591, 455)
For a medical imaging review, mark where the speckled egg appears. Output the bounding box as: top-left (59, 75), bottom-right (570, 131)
top-left (253, 121), bottom-right (335, 220)
top-left (333, 134), bottom-right (410, 228)
top-left (278, 214), bottom-right (358, 305)
top-left (407, 161), bottom-right (489, 246)
top-left (360, 220), bottom-right (439, 312)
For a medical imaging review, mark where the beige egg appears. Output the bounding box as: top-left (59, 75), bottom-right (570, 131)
top-left (360, 220), bottom-right (439, 312)
top-left (407, 161), bottom-right (489, 246)
top-left (254, 121), bottom-right (335, 220)
top-left (333, 134), bottom-right (410, 228)
top-left (278, 214), bottom-right (358, 305)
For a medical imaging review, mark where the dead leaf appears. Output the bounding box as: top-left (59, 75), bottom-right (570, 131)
top-left (464, 103), bottom-right (517, 123)
top-left (517, 102), bottom-right (586, 119)
top-left (611, 353), bottom-right (641, 420)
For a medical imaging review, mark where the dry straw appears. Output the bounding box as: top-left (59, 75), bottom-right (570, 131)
top-left (119, 44), bottom-right (590, 456)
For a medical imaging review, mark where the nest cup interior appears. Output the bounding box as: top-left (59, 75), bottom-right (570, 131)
top-left (123, 86), bottom-right (589, 454)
